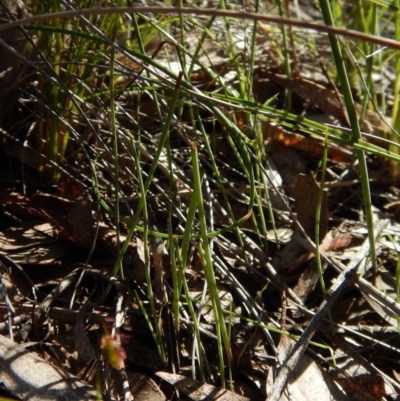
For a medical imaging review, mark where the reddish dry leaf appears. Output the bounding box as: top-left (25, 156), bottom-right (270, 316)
top-left (65, 196), bottom-right (95, 248)
top-left (322, 230), bottom-right (352, 251)
top-left (74, 315), bottom-right (96, 363)
top-left (0, 191), bottom-right (27, 204)
top-left (293, 173), bottom-right (328, 240)
top-left (272, 174), bottom-right (351, 290)
top-left (264, 72), bottom-right (387, 136)
top-left (60, 176), bottom-right (85, 200)
top-left (28, 192), bottom-right (71, 224)
top-left (336, 374), bottom-right (386, 401)
top-left (0, 192), bottom-right (31, 218)
top-left (5, 192), bottom-right (95, 250)
top-left (156, 372), bottom-right (250, 401)
top-left (262, 120), bottom-right (353, 163)
top-left (231, 342), bottom-right (253, 371)
top-left (292, 258), bottom-right (325, 301)
top-left (267, 73), bottom-right (350, 127)
top-left (271, 172), bottom-right (352, 275)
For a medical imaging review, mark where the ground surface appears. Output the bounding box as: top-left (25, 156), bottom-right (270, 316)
top-left (0, 1), bottom-right (400, 401)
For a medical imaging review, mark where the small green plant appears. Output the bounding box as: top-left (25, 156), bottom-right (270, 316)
top-left (3, 2), bottom-right (400, 398)
top-left (24, 0), bottom-right (162, 181)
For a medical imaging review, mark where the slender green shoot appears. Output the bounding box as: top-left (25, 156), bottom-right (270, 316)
top-left (318, 0), bottom-right (377, 271)
top-left (190, 141), bottom-right (232, 388)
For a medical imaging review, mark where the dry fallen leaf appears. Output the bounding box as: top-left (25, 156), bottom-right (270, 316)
top-left (263, 121), bottom-right (354, 163)
top-left (335, 374), bottom-right (386, 401)
top-left (156, 371), bottom-right (250, 401)
top-left (128, 372), bottom-right (166, 401)
top-left (272, 173), bottom-right (328, 272)
top-left (65, 195), bottom-right (95, 249)
top-left (293, 229), bottom-right (352, 301)
top-left (0, 222), bottom-right (69, 264)
top-left (264, 72), bottom-right (387, 136)
top-left (267, 336), bottom-right (350, 401)
top-left (0, 334), bottom-right (99, 401)
top-left (73, 315), bottom-right (96, 363)
top-left (293, 173), bottom-right (328, 240)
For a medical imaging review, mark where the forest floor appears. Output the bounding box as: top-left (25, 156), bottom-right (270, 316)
top-left (0, 1), bottom-right (400, 401)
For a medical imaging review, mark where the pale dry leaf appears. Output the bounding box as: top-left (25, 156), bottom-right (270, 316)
top-left (0, 334), bottom-right (99, 401)
top-left (266, 227), bottom-right (293, 243)
top-left (156, 371), bottom-right (250, 401)
top-left (128, 372), bottom-right (166, 401)
top-left (267, 336), bottom-right (350, 401)
top-left (0, 222), bottom-right (69, 264)
top-left (191, 288), bottom-right (239, 325)
top-left (0, 223), bottom-right (55, 251)
top-left (261, 153), bottom-right (289, 211)
top-left (361, 293), bottom-right (398, 329)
